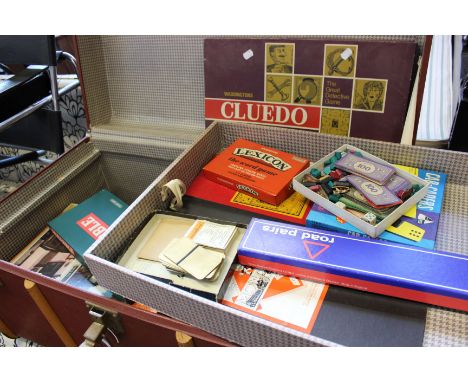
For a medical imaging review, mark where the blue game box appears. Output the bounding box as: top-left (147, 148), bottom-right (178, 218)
top-left (237, 218), bottom-right (468, 312)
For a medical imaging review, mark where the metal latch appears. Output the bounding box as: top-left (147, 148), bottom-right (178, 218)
top-left (80, 302), bottom-right (124, 347)
top-left (82, 322), bottom-right (105, 347)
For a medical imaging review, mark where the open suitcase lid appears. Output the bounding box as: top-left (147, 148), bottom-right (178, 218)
top-left (74, 35), bottom-right (429, 145)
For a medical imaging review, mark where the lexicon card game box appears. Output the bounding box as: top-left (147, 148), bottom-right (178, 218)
top-left (202, 138), bottom-right (309, 205)
top-left (306, 166), bottom-right (447, 249)
top-left (237, 218), bottom-right (468, 312)
top-left (186, 173), bottom-right (312, 225)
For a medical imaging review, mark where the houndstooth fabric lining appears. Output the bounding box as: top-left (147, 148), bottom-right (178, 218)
top-left (424, 307), bottom-right (468, 346)
top-left (75, 36), bottom-right (112, 126)
top-left (1, 154), bottom-right (106, 261)
top-left (91, 127), bottom-right (194, 161)
top-left (86, 121), bottom-right (468, 347)
top-left (435, 183), bottom-right (468, 254)
top-left (76, 36), bottom-right (206, 133)
top-left (0, 142), bottom-right (99, 234)
top-left (98, 153), bottom-right (174, 206)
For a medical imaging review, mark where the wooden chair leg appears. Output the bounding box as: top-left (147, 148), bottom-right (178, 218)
top-left (24, 279), bottom-right (77, 347)
top-left (176, 331), bottom-right (194, 347)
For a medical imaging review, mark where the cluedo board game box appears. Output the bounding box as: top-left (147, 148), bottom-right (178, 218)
top-left (204, 38), bottom-right (417, 143)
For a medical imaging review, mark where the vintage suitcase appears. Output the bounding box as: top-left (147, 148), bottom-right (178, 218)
top-left (2, 36), bottom-right (467, 347)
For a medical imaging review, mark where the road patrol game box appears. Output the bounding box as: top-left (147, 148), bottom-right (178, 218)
top-left (238, 218), bottom-right (468, 312)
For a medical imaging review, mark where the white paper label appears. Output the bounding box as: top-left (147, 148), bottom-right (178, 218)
top-left (186, 220), bottom-right (237, 250)
top-left (243, 49), bottom-right (254, 60)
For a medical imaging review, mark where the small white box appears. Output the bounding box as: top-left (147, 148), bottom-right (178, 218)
top-left (292, 144), bottom-right (429, 238)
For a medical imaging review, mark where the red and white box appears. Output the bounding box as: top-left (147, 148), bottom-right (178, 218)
top-left (202, 138), bottom-right (309, 205)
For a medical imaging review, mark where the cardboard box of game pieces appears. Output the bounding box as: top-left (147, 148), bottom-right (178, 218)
top-left (237, 218), bottom-right (468, 312)
top-left (203, 138), bottom-right (309, 205)
top-left (292, 144), bottom-right (429, 237)
top-left (306, 166), bottom-right (447, 250)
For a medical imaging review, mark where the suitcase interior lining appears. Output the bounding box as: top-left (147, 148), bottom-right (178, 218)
top-left (76, 35), bottom-right (207, 135)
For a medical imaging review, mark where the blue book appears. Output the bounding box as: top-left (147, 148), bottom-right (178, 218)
top-left (306, 167), bottom-right (447, 249)
top-left (48, 189), bottom-right (128, 263)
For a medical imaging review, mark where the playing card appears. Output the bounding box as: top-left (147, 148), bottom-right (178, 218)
top-left (177, 247), bottom-right (224, 280)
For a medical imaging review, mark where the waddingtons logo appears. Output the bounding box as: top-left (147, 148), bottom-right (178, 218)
top-left (237, 184), bottom-right (259, 196)
top-left (233, 148), bottom-right (292, 171)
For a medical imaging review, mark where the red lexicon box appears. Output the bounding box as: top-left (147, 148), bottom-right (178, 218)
top-left (202, 138), bottom-right (309, 205)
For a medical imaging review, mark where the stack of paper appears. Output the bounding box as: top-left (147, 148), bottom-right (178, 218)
top-left (158, 220), bottom-right (237, 281)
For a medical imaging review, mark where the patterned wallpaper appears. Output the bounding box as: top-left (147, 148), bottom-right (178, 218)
top-left (0, 87), bottom-right (87, 199)
top-left (0, 333), bottom-right (39, 347)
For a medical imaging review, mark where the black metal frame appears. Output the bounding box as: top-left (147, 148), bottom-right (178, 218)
top-left (0, 35), bottom-right (65, 168)
top-left (0, 36), bottom-right (57, 66)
